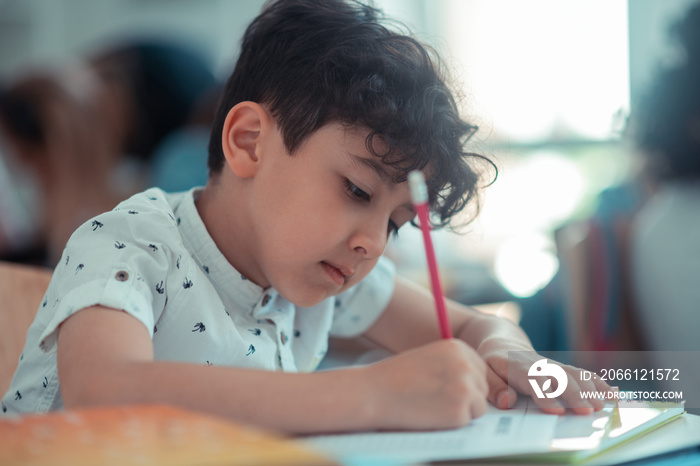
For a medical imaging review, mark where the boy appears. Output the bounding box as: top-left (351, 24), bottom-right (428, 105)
top-left (2, 0), bottom-right (608, 433)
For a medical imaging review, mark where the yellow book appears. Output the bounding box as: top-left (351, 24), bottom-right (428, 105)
top-left (0, 404), bottom-right (335, 466)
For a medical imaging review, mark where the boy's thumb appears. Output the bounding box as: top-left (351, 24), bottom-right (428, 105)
top-left (486, 367), bottom-right (518, 409)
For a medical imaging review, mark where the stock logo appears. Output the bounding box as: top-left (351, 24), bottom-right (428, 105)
top-left (528, 358), bottom-right (568, 399)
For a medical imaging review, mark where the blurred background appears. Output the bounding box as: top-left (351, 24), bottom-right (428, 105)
top-left (1, 0), bottom-right (698, 360)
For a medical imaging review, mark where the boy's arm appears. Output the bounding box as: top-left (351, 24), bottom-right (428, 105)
top-left (363, 276), bottom-right (612, 414)
top-left (57, 305), bottom-right (489, 434)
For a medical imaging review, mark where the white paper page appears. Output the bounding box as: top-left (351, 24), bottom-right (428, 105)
top-left (301, 399), bottom-right (558, 463)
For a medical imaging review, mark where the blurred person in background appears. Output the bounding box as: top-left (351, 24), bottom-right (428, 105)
top-left (149, 81), bottom-right (223, 193)
top-left (628, 0), bottom-right (700, 414)
top-left (0, 38), bottom-right (218, 267)
top-left (628, 1), bottom-right (700, 353)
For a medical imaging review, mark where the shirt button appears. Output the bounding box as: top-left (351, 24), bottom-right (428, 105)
top-left (115, 271), bottom-right (129, 282)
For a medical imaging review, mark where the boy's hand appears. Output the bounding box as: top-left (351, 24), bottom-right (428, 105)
top-left (363, 339), bottom-right (489, 430)
top-left (477, 341), bottom-right (613, 414)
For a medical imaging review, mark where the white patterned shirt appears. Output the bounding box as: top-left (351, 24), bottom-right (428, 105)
top-left (2, 187), bottom-right (395, 415)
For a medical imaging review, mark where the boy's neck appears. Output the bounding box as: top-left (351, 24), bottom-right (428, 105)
top-left (195, 175), bottom-right (269, 289)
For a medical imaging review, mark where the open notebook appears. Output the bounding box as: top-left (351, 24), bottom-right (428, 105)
top-left (301, 397), bottom-right (685, 464)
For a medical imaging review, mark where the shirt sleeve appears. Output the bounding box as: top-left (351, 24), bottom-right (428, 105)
top-left (330, 255), bottom-right (396, 337)
top-left (37, 191), bottom-right (179, 353)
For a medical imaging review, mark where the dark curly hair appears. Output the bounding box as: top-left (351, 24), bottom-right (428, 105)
top-left (631, 1), bottom-right (700, 181)
top-left (208, 0), bottom-right (496, 228)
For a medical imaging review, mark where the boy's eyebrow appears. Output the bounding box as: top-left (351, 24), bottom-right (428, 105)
top-left (348, 152), bottom-right (392, 183)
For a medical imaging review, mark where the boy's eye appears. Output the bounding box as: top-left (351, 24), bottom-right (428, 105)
top-left (343, 178), bottom-right (400, 238)
top-left (387, 219), bottom-right (399, 239)
top-left (344, 179), bottom-right (371, 202)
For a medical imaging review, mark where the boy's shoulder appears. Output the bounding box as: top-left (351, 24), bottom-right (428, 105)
top-left (65, 188), bottom-right (189, 255)
top-left (112, 187), bottom-right (181, 217)
top-left (92, 187), bottom-right (190, 231)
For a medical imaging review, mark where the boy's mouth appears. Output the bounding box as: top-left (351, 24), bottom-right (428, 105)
top-left (321, 261), bottom-right (353, 286)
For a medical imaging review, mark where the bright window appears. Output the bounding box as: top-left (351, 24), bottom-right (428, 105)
top-left (384, 1), bottom-right (631, 299)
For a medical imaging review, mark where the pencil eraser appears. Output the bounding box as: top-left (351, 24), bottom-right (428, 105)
top-left (408, 170), bottom-right (428, 204)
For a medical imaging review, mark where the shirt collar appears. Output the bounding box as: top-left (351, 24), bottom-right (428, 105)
top-left (174, 187), bottom-right (266, 312)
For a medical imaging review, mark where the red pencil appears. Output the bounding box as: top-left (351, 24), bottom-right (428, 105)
top-left (408, 171), bottom-right (452, 339)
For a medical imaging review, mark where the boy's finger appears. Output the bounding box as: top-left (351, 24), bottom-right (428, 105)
top-left (533, 397), bottom-right (566, 415)
top-left (578, 377), bottom-right (610, 410)
top-left (486, 366), bottom-right (518, 409)
top-left (547, 374), bottom-right (596, 414)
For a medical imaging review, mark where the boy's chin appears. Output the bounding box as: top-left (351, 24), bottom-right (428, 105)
top-left (286, 295), bottom-right (331, 309)
top-left (278, 286), bottom-right (338, 309)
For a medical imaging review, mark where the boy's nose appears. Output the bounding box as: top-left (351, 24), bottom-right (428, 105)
top-left (350, 219), bottom-right (387, 259)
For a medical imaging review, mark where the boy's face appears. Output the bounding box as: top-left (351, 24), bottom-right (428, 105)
top-left (244, 122), bottom-right (416, 307)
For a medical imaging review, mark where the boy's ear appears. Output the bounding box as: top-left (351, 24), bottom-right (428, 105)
top-left (221, 101), bottom-right (271, 178)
